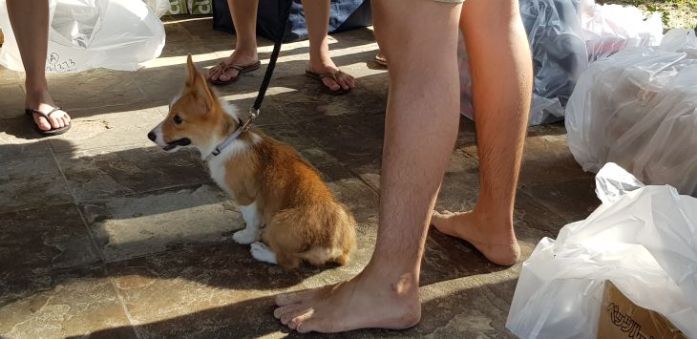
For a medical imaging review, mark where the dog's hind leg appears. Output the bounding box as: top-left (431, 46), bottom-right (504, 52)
top-left (250, 241), bottom-right (277, 264)
top-left (261, 209), bottom-right (309, 270)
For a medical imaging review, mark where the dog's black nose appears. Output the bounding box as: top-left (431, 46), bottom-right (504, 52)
top-left (147, 131), bottom-right (156, 141)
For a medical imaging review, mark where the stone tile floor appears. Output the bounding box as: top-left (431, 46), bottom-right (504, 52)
top-left (0, 17), bottom-right (599, 338)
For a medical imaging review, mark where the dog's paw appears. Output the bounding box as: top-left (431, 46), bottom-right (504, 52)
top-left (250, 242), bottom-right (277, 264)
top-left (233, 229), bottom-right (258, 245)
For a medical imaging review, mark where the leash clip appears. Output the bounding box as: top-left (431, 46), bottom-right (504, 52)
top-left (249, 107), bottom-right (260, 121)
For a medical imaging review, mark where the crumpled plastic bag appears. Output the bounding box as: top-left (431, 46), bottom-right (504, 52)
top-left (565, 29), bottom-right (697, 196)
top-left (579, 0), bottom-right (664, 62)
top-left (458, 0), bottom-right (664, 126)
top-left (459, 0), bottom-right (588, 126)
top-left (506, 162), bottom-right (697, 339)
top-left (0, 0), bottom-right (166, 72)
top-left (145, 0), bottom-right (172, 18)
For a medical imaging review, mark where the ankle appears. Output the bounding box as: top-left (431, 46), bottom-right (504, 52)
top-left (309, 57), bottom-right (336, 69)
top-left (308, 49), bottom-right (336, 69)
top-left (472, 205), bottom-right (513, 228)
top-left (361, 266), bottom-right (420, 299)
top-left (232, 44), bottom-right (258, 60)
top-left (24, 88), bottom-right (54, 108)
top-left (25, 80), bottom-right (49, 96)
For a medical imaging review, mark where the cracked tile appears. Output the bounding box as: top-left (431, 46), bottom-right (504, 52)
top-left (0, 267), bottom-right (136, 339)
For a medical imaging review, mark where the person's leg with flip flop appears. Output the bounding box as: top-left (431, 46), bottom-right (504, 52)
top-left (208, 0), bottom-right (355, 94)
top-left (7, 0), bottom-right (71, 136)
top-left (302, 0), bottom-right (355, 94)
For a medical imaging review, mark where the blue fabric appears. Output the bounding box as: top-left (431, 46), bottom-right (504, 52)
top-left (213, 0), bottom-right (372, 42)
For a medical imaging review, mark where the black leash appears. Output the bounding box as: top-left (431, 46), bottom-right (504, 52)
top-left (248, 0), bottom-right (294, 121)
top-left (208, 1), bottom-right (294, 160)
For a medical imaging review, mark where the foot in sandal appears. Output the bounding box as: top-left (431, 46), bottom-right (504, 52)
top-left (25, 89), bottom-right (71, 136)
top-left (207, 50), bottom-right (260, 86)
top-left (306, 58), bottom-right (355, 94)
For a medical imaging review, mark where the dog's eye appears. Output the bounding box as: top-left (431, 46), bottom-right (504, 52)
top-left (173, 115), bottom-right (183, 124)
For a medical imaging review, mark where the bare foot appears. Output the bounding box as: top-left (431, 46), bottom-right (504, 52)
top-left (25, 89), bottom-right (71, 132)
top-left (430, 210), bottom-right (520, 266)
top-left (274, 272), bottom-right (421, 333)
top-left (208, 50), bottom-right (259, 83)
top-left (307, 58), bottom-right (355, 92)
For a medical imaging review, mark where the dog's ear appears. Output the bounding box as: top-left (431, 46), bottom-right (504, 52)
top-left (184, 54), bottom-right (216, 114)
top-left (186, 54), bottom-right (199, 86)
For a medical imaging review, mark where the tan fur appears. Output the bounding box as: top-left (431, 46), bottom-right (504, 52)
top-left (155, 55), bottom-right (356, 270)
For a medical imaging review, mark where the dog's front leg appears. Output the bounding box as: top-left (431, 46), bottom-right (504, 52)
top-left (233, 202), bottom-right (261, 244)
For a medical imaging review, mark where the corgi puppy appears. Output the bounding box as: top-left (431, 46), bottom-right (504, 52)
top-left (148, 55), bottom-right (356, 270)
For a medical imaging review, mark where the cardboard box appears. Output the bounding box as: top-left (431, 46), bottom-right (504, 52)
top-left (598, 282), bottom-right (686, 339)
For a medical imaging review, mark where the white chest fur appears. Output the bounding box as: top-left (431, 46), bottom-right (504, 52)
top-left (208, 156), bottom-right (233, 197)
top-left (204, 133), bottom-right (262, 199)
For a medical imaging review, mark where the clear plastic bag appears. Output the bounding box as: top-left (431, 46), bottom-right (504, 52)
top-left (565, 29), bottom-right (697, 196)
top-left (459, 0), bottom-right (588, 126)
top-left (0, 0), bottom-right (166, 72)
top-left (458, 0), bottom-right (665, 126)
top-left (506, 162), bottom-right (697, 339)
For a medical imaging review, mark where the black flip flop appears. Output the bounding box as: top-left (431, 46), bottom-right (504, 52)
top-left (25, 107), bottom-right (71, 136)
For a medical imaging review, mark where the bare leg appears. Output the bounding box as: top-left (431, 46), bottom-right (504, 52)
top-left (7, 0), bottom-right (70, 131)
top-left (273, 0), bottom-right (462, 333)
top-left (431, 0), bottom-right (533, 266)
top-left (301, 0), bottom-right (355, 92)
top-left (208, 0), bottom-right (260, 82)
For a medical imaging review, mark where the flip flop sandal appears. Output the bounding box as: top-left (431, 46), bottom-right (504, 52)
top-left (25, 107), bottom-right (71, 136)
top-left (305, 69), bottom-right (353, 95)
top-left (375, 54), bottom-right (388, 67)
top-left (209, 60), bottom-right (261, 86)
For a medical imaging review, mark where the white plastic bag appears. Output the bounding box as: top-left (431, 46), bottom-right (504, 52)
top-left (579, 0), bottom-right (664, 61)
top-left (506, 162), bottom-right (697, 339)
top-left (0, 0), bottom-right (166, 72)
top-left (565, 29), bottom-right (697, 196)
top-left (145, 0), bottom-right (172, 18)
top-left (458, 0), bottom-right (664, 126)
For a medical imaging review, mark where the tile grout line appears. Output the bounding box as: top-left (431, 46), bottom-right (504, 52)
top-left (48, 140), bottom-right (144, 337)
top-left (46, 140), bottom-right (106, 263)
top-left (109, 275), bottom-right (145, 339)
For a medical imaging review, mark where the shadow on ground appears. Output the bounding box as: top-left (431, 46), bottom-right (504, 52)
top-left (0, 16), bottom-right (598, 338)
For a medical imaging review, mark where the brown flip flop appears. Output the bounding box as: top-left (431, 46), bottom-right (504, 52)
top-left (25, 107), bottom-right (71, 136)
top-left (209, 60), bottom-right (261, 86)
top-left (305, 69), bottom-right (353, 95)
